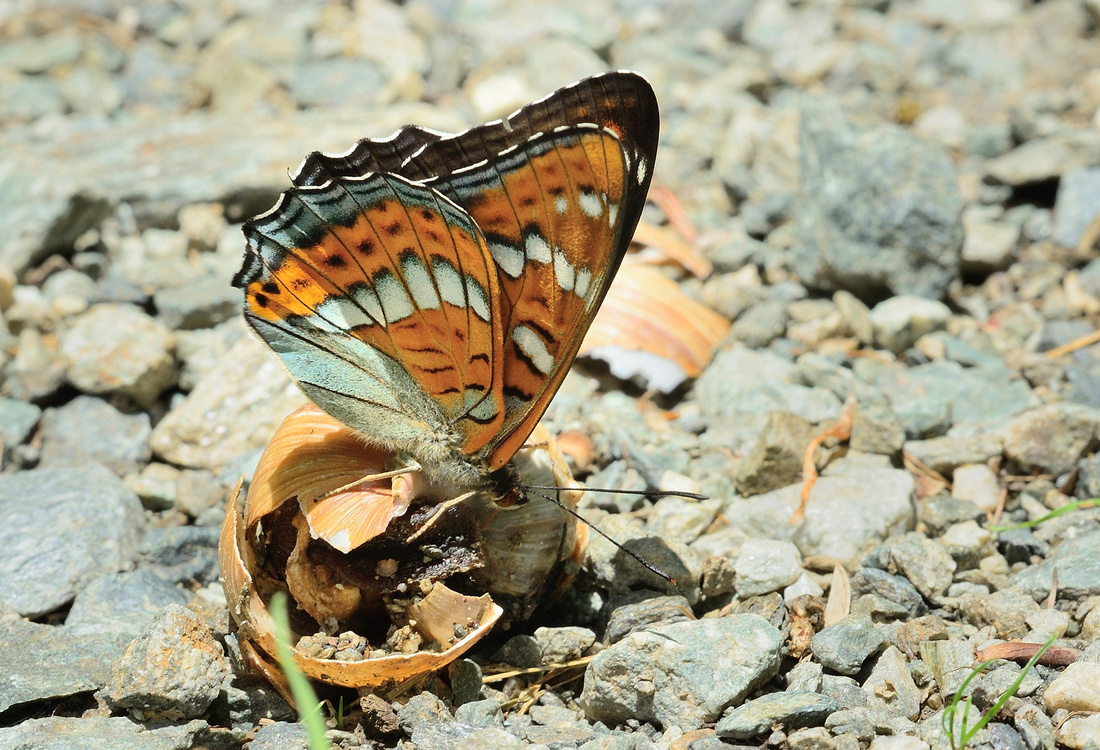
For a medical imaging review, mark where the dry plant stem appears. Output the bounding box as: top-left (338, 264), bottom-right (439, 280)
top-left (824, 564), bottom-right (851, 626)
top-left (631, 220), bottom-right (712, 278)
top-left (975, 642), bottom-right (1079, 667)
top-left (793, 396), bottom-right (857, 523)
top-left (646, 183), bottom-right (699, 244)
top-left (482, 656), bottom-right (595, 683)
top-left (903, 452), bottom-right (951, 498)
top-left (1043, 568), bottom-right (1059, 610)
top-left (1044, 328), bottom-right (1100, 358)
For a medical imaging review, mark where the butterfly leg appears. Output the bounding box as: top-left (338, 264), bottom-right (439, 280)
top-left (314, 461), bottom-right (423, 502)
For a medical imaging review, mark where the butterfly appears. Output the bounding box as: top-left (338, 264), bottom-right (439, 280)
top-left (233, 71), bottom-right (659, 493)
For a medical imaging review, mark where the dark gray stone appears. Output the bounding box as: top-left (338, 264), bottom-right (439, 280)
top-left (1012, 532), bottom-right (1100, 600)
top-left (732, 410), bottom-right (816, 496)
top-left (580, 614), bottom-right (782, 730)
top-left (603, 593), bottom-right (694, 644)
top-left (0, 717), bottom-right (219, 750)
top-left (810, 614), bottom-right (890, 675)
top-left (0, 618), bottom-right (126, 714)
top-left (716, 691), bottom-right (840, 740)
top-left (153, 275), bottom-right (242, 330)
top-left (849, 568), bottom-right (927, 617)
top-left (65, 569), bottom-right (191, 639)
top-left (138, 525), bottom-right (221, 585)
top-left (0, 465), bottom-right (145, 617)
top-left (795, 98), bottom-right (963, 300)
top-left (248, 721), bottom-right (309, 750)
top-left (863, 532), bottom-right (956, 601)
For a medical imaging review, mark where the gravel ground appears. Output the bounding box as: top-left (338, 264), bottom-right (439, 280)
top-left (3, 0), bottom-right (1100, 748)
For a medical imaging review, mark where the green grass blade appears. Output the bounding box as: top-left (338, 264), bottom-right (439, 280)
top-left (269, 591), bottom-right (332, 750)
top-left (989, 499), bottom-right (1096, 532)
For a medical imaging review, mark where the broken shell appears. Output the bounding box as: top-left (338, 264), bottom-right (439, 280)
top-left (220, 403), bottom-right (586, 691)
top-left (581, 263), bottom-right (730, 392)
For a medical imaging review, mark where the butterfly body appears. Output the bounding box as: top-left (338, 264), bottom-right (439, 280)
top-left (235, 71), bottom-right (659, 492)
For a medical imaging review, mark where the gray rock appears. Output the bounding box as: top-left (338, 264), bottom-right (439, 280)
top-left (919, 639), bottom-right (974, 698)
top-left (534, 626), bottom-right (596, 664)
top-left (60, 303), bottom-right (177, 407)
top-left (583, 514), bottom-right (702, 604)
top-left (454, 698), bottom-right (502, 727)
top-left (695, 347), bottom-right (842, 425)
top-left (0, 100), bottom-right (466, 275)
top-left (0, 716), bottom-right (218, 750)
top-left (603, 593), bottom-right (694, 644)
top-left (869, 296), bottom-right (952, 354)
top-left (795, 353), bottom-right (886, 407)
top-left (138, 525), bottom-right (221, 585)
top-left (38, 395), bottom-right (152, 475)
top-left (1052, 167), bottom-right (1100, 249)
top-left (872, 360), bottom-right (1039, 428)
top-left (863, 532), bottom-right (956, 602)
top-left (1015, 703), bottom-right (1056, 750)
top-left (450, 659), bottom-right (484, 707)
top-left (0, 397), bottom-right (41, 459)
top-left (849, 403), bottom-right (906, 456)
top-left (735, 539), bottom-right (803, 597)
top-left (722, 465), bottom-right (914, 566)
top-left (248, 721), bottom-right (309, 750)
top-left (150, 335), bottom-right (307, 470)
top-left (986, 129), bottom-right (1100, 186)
top-left (795, 98), bottom-right (963, 300)
top-left (728, 298), bottom-right (788, 348)
top-left (493, 635), bottom-right (542, 668)
top-left (732, 410), bottom-right (816, 496)
top-left (153, 275), bottom-right (241, 330)
top-left (0, 465), bottom-right (145, 617)
top-left (916, 494), bottom-right (986, 536)
top-left (861, 646), bottom-right (921, 721)
top-left (961, 216), bottom-right (1019, 273)
top-left (0, 618), bottom-right (126, 714)
top-left (849, 568), bottom-right (927, 618)
top-left (103, 604), bottom-right (230, 720)
top-left (903, 433), bottom-right (1003, 476)
top-left (716, 691), bottom-right (840, 740)
top-left (580, 614), bottom-right (783, 730)
top-left (1001, 403), bottom-right (1100, 476)
top-left (644, 495), bottom-right (724, 545)
top-left (811, 614), bottom-right (891, 675)
top-left (65, 569), bottom-right (191, 639)
top-left (1012, 531), bottom-right (1100, 600)
top-left (288, 57), bottom-right (386, 109)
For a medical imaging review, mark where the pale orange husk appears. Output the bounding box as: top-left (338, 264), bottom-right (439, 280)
top-left (221, 478), bottom-right (503, 690)
top-left (581, 263), bottom-right (730, 378)
top-left (220, 404), bottom-right (588, 691)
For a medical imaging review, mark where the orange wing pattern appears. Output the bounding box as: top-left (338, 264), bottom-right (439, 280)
top-left (236, 71), bottom-right (659, 479)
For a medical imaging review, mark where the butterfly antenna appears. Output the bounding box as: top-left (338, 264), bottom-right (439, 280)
top-left (523, 487), bottom-right (678, 586)
top-left (522, 485), bottom-right (707, 501)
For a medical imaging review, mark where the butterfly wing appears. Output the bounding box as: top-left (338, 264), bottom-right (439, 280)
top-left (235, 171), bottom-right (509, 466)
top-left (291, 71), bottom-right (660, 470)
